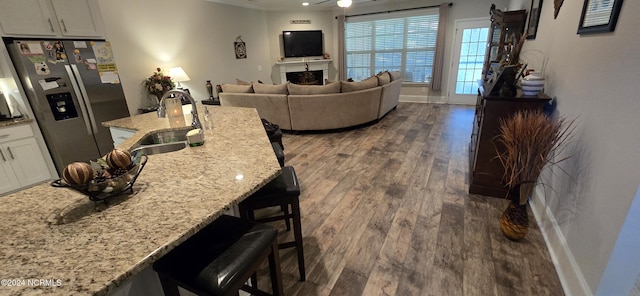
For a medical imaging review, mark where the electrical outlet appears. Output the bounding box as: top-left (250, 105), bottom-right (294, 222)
top-left (257, 65), bottom-right (262, 72)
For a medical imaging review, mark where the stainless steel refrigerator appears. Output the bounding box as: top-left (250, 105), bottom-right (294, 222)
top-left (4, 38), bottom-right (130, 174)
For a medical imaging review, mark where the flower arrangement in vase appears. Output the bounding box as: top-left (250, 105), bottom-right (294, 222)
top-left (494, 110), bottom-right (575, 240)
top-left (143, 67), bottom-right (175, 102)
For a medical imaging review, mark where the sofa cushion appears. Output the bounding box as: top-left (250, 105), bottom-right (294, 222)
top-left (341, 76), bottom-right (378, 93)
top-left (287, 82), bottom-right (341, 95)
top-left (221, 84), bottom-right (254, 93)
top-left (253, 83), bottom-right (288, 95)
top-left (376, 71), bottom-right (391, 85)
top-left (389, 71), bottom-right (401, 81)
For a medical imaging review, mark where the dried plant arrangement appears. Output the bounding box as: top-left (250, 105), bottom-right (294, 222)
top-left (494, 110), bottom-right (576, 205)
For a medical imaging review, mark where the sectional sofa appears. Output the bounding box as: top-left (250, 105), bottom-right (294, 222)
top-left (219, 71), bottom-right (402, 131)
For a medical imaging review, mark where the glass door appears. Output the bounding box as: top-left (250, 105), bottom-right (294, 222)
top-left (448, 19), bottom-right (490, 104)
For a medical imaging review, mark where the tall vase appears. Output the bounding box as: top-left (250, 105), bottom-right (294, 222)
top-left (206, 80), bottom-right (213, 99)
top-left (499, 183), bottom-right (530, 241)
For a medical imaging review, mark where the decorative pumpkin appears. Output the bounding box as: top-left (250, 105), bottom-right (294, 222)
top-left (62, 162), bottom-right (94, 185)
top-left (105, 148), bottom-right (132, 169)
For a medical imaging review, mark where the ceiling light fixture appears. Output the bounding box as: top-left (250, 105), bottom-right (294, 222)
top-left (337, 0), bottom-right (352, 8)
top-left (302, 2), bottom-right (309, 6)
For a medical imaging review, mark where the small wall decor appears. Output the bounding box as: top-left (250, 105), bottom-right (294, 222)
top-left (578, 0), bottom-right (624, 34)
top-left (554, 0), bottom-right (564, 19)
top-left (234, 36), bottom-right (247, 59)
top-left (527, 0), bottom-right (543, 39)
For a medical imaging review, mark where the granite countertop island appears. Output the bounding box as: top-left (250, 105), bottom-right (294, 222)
top-left (0, 105), bottom-right (281, 295)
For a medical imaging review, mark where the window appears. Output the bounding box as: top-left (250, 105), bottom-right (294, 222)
top-left (345, 9), bottom-right (439, 83)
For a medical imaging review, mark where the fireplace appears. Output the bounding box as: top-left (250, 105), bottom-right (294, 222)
top-left (286, 70), bottom-right (323, 85)
top-left (276, 59), bottom-right (331, 85)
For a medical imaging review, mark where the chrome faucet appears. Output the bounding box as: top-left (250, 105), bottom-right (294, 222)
top-left (157, 89), bottom-right (202, 130)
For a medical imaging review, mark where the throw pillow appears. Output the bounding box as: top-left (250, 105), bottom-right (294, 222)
top-left (389, 71), bottom-right (401, 81)
top-left (287, 82), bottom-right (341, 95)
top-left (341, 76), bottom-right (378, 93)
top-left (376, 71), bottom-right (391, 86)
top-left (253, 83), bottom-right (288, 94)
top-left (221, 84), bottom-right (254, 93)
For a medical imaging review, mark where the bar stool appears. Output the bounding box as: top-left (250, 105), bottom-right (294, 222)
top-left (153, 215), bottom-right (284, 296)
top-left (272, 142), bottom-right (284, 167)
top-left (262, 118), bottom-right (284, 151)
top-left (238, 166), bottom-right (305, 282)
top-left (269, 128), bottom-right (284, 151)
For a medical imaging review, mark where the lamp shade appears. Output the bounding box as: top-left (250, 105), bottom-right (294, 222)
top-left (169, 67), bottom-right (191, 82)
top-left (337, 0), bottom-right (351, 8)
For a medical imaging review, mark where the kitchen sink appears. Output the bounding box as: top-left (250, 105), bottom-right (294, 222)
top-left (131, 141), bottom-right (187, 156)
top-left (137, 130), bottom-right (188, 146)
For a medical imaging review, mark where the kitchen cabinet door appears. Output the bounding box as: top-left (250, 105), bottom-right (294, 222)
top-left (0, 0), bottom-right (102, 37)
top-left (0, 153), bottom-right (20, 194)
top-left (0, 0), bottom-right (57, 36)
top-left (3, 138), bottom-right (52, 188)
top-left (50, 0), bottom-right (101, 37)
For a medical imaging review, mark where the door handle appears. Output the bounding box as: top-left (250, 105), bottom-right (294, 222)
top-left (0, 149), bottom-right (5, 162)
top-left (71, 65), bottom-right (99, 134)
top-left (65, 65), bottom-right (93, 136)
top-left (47, 18), bottom-right (55, 32)
top-left (7, 147), bottom-right (14, 160)
top-left (60, 19), bottom-right (68, 32)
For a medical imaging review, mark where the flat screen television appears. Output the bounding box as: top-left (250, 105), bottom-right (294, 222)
top-left (282, 30), bottom-right (323, 58)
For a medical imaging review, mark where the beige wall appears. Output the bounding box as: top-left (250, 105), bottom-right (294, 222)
top-left (510, 0), bottom-right (640, 294)
top-left (97, 0), bottom-right (273, 114)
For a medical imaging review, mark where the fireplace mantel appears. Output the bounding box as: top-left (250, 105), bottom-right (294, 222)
top-left (276, 59), bottom-right (331, 84)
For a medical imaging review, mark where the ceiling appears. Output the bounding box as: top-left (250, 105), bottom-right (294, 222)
top-left (205, 0), bottom-right (391, 11)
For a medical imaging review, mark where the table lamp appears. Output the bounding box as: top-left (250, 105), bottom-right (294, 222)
top-left (169, 67), bottom-right (191, 89)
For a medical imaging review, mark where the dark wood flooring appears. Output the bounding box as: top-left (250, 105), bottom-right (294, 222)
top-left (257, 102), bottom-right (564, 296)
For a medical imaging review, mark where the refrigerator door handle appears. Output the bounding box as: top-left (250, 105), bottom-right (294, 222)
top-left (71, 64), bottom-right (100, 134)
top-left (65, 65), bottom-right (93, 136)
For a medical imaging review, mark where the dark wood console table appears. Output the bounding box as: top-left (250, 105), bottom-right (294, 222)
top-left (469, 85), bottom-right (551, 198)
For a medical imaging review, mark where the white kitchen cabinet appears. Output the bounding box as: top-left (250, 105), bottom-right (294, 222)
top-left (50, 0), bottom-right (101, 37)
top-left (0, 0), bottom-right (102, 37)
top-left (109, 127), bottom-right (136, 148)
top-left (0, 151), bottom-right (20, 193)
top-left (0, 124), bottom-right (52, 195)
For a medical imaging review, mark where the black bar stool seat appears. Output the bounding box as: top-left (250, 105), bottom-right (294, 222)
top-left (153, 215), bottom-right (283, 296)
top-left (239, 166), bottom-right (305, 281)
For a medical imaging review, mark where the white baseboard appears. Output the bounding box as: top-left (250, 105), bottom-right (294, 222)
top-left (530, 192), bottom-right (593, 296)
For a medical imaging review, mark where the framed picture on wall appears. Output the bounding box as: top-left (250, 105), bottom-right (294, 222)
top-left (526, 0), bottom-right (543, 39)
top-left (577, 0), bottom-right (624, 34)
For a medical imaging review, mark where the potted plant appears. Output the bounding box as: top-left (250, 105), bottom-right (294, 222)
top-left (494, 109), bottom-right (575, 240)
top-left (143, 67), bottom-right (175, 108)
